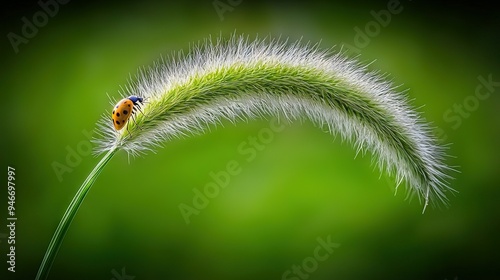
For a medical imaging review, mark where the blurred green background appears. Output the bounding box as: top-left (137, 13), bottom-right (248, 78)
top-left (1, 0), bottom-right (499, 279)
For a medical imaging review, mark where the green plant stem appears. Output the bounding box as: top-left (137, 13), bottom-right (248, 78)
top-left (36, 147), bottom-right (118, 280)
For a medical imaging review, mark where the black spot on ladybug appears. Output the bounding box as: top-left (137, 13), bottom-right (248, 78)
top-left (116, 112), bottom-right (120, 117)
top-left (123, 110), bottom-right (128, 115)
top-left (112, 110), bottom-right (115, 115)
top-left (116, 120), bottom-right (120, 125)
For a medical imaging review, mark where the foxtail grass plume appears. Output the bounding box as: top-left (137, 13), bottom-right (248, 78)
top-left (94, 35), bottom-right (454, 211)
top-left (36, 35), bottom-right (456, 280)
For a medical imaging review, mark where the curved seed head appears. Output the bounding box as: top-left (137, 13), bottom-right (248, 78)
top-left (94, 35), bottom-right (456, 211)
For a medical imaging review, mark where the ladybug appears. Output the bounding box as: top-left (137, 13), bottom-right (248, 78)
top-left (111, 95), bottom-right (144, 131)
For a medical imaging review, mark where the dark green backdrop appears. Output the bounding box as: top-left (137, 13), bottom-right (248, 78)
top-left (1, 1), bottom-right (499, 279)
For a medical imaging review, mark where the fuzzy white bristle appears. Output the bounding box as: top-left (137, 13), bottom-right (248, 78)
top-left (93, 35), bottom-right (455, 210)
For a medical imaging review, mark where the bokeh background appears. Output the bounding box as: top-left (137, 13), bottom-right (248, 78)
top-left (1, 0), bottom-right (499, 279)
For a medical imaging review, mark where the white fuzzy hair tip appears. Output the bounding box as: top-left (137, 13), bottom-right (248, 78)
top-left (94, 34), bottom-right (455, 211)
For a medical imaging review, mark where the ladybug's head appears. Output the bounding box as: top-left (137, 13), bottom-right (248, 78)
top-left (128, 95), bottom-right (144, 105)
